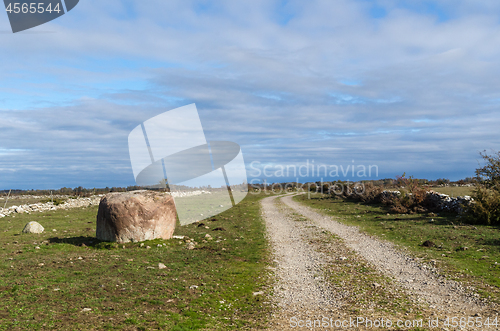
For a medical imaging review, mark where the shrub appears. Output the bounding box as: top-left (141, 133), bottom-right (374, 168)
top-left (464, 186), bottom-right (500, 225)
top-left (463, 150), bottom-right (500, 225)
top-left (40, 198), bottom-right (67, 206)
top-left (382, 174), bottom-right (429, 214)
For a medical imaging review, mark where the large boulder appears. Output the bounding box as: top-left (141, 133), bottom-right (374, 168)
top-left (96, 190), bottom-right (177, 243)
top-left (22, 221), bottom-right (44, 234)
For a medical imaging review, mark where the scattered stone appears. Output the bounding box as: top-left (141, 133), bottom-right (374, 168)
top-left (96, 190), bottom-right (177, 243)
top-left (205, 234), bottom-right (212, 239)
top-left (22, 221), bottom-right (44, 234)
top-left (339, 256), bottom-right (348, 261)
top-left (189, 285), bottom-right (198, 289)
top-left (172, 235), bottom-right (185, 239)
top-left (372, 282), bottom-right (381, 289)
top-left (253, 291), bottom-right (264, 296)
top-left (34, 246), bottom-right (40, 250)
top-left (146, 246), bottom-right (151, 249)
top-left (81, 308), bottom-right (92, 312)
top-left (158, 263), bottom-right (167, 269)
top-left (186, 243), bottom-right (195, 250)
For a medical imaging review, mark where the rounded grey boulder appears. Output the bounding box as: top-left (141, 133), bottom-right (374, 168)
top-left (22, 221), bottom-right (44, 234)
top-left (96, 190), bottom-right (177, 243)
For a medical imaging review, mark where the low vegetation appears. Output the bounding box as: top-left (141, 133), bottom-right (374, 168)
top-left (464, 150), bottom-right (500, 225)
top-left (295, 193), bottom-right (500, 304)
top-left (0, 193), bottom-right (272, 330)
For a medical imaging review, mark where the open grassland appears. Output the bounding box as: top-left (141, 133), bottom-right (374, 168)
top-left (0, 197), bottom-right (51, 209)
top-left (427, 186), bottom-right (474, 197)
top-left (0, 193), bottom-right (272, 330)
top-left (295, 193), bottom-right (500, 304)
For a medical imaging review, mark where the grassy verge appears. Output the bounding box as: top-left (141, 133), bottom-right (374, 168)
top-left (0, 192), bottom-right (272, 330)
top-left (427, 186), bottom-right (474, 197)
top-left (294, 193), bottom-right (500, 304)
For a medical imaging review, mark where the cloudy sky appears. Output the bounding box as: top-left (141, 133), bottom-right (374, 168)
top-left (1, 0), bottom-right (500, 189)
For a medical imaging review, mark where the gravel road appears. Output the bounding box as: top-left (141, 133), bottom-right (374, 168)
top-left (262, 194), bottom-right (496, 330)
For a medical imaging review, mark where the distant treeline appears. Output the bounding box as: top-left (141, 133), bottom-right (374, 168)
top-left (249, 177), bottom-right (475, 191)
top-left (0, 186), bottom-right (146, 196)
top-left (1, 177), bottom-right (475, 197)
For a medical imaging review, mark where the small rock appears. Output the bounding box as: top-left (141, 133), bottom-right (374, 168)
top-left (253, 291), bottom-right (264, 296)
top-left (22, 221), bottom-right (44, 234)
top-left (205, 234), bottom-right (212, 239)
top-left (186, 243), bottom-right (195, 250)
top-left (140, 243), bottom-right (144, 247)
top-left (189, 285), bottom-right (198, 289)
top-left (52, 229), bottom-right (57, 232)
top-left (339, 256), bottom-right (348, 261)
top-left (172, 235), bottom-right (185, 239)
top-left (38, 263), bottom-right (44, 266)
top-left (158, 263), bottom-right (167, 269)
top-left (35, 246), bottom-right (40, 250)
top-left (372, 282), bottom-right (381, 288)
top-left (81, 308), bottom-right (92, 312)
top-left (146, 246), bottom-right (151, 249)
top-left (157, 244), bottom-right (162, 247)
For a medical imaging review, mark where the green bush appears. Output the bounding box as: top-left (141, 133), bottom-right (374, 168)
top-left (464, 151), bottom-right (500, 225)
top-left (40, 198), bottom-right (67, 206)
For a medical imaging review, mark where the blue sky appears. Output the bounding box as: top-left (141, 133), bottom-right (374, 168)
top-left (1, 0), bottom-right (500, 189)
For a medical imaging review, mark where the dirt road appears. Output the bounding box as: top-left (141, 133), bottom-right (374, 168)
top-left (262, 194), bottom-right (496, 330)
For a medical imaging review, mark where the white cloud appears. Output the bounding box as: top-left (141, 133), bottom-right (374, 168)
top-left (1, 0), bottom-right (500, 188)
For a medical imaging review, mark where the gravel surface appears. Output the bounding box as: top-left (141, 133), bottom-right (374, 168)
top-left (262, 195), bottom-right (340, 329)
top-left (281, 194), bottom-right (489, 315)
top-left (262, 194), bottom-right (500, 330)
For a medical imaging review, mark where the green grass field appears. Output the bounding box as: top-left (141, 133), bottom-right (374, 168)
top-left (295, 193), bottom-right (500, 304)
top-left (0, 197), bottom-right (51, 209)
top-left (0, 193), bottom-right (272, 330)
top-left (427, 186), bottom-right (474, 197)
